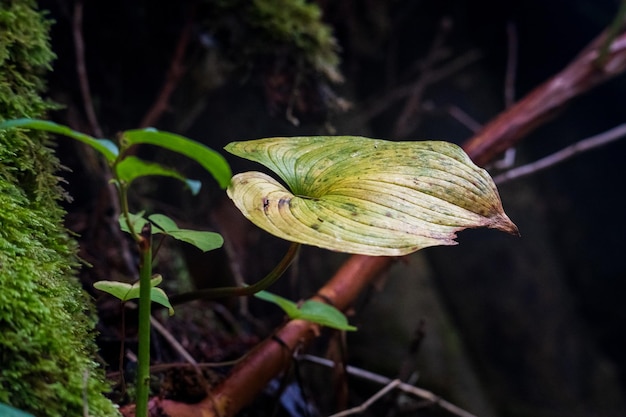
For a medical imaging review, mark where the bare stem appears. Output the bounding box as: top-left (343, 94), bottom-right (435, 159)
top-left (169, 242), bottom-right (301, 304)
top-left (134, 224), bottom-right (153, 417)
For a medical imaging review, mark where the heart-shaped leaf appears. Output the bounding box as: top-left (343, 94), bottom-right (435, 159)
top-left (119, 211), bottom-right (147, 234)
top-left (298, 300), bottom-right (357, 331)
top-left (94, 276), bottom-right (174, 315)
top-left (118, 213), bottom-right (223, 252)
top-left (148, 214), bottom-right (224, 252)
top-left (254, 290), bottom-right (356, 331)
top-left (225, 136), bottom-right (518, 256)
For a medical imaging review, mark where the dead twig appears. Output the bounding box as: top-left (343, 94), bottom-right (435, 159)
top-left (301, 354), bottom-right (478, 417)
top-left (504, 21), bottom-right (518, 109)
top-left (150, 316), bottom-right (198, 366)
top-left (445, 104), bottom-right (483, 133)
top-left (493, 123), bottom-right (626, 184)
top-left (328, 380), bottom-right (401, 417)
top-left (139, 17), bottom-right (193, 128)
top-left (490, 21), bottom-right (519, 171)
top-left (348, 49), bottom-right (482, 130)
top-left (393, 17), bottom-right (453, 138)
top-left (73, 1), bottom-right (103, 138)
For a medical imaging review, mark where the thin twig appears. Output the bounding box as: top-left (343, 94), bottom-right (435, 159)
top-left (327, 380), bottom-right (402, 417)
top-left (504, 21), bottom-right (518, 108)
top-left (491, 22), bottom-right (519, 170)
top-left (299, 354), bottom-right (478, 417)
top-left (73, 1), bottom-right (103, 138)
top-left (493, 123), bottom-right (626, 184)
top-left (139, 18), bottom-right (193, 128)
top-left (150, 315), bottom-right (218, 408)
top-left (447, 105), bottom-right (482, 133)
top-left (150, 316), bottom-right (198, 366)
top-left (348, 50), bottom-right (482, 129)
top-left (73, 1), bottom-right (137, 279)
top-left (393, 17), bottom-right (452, 137)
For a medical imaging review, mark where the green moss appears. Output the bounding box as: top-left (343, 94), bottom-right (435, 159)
top-left (204, 0), bottom-right (342, 81)
top-left (248, 0), bottom-right (340, 80)
top-left (0, 1), bottom-right (118, 416)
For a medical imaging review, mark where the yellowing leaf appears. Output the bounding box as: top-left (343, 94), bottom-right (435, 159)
top-left (225, 136), bottom-right (518, 256)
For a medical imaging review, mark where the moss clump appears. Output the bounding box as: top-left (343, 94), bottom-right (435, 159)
top-left (0, 1), bottom-right (118, 416)
top-left (204, 0), bottom-right (342, 82)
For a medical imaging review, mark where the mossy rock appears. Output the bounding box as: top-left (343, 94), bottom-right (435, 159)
top-left (0, 1), bottom-right (118, 416)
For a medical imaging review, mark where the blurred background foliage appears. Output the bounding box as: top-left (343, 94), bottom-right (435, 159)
top-left (34, 0), bottom-right (626, 416)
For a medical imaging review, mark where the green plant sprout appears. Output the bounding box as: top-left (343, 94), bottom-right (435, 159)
top-left (94, 275), bottom-right (174, 316)
top-left (0, 119), bottom-right (517, 416)
top-left (254, 290), bottom-right (356, 331)
top-left (0, 118), bottom-right (231, 417)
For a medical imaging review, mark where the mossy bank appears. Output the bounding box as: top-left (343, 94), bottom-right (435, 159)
top-left (0, 1), bottom-right (118, 416)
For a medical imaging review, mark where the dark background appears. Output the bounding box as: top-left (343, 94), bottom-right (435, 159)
top-left (37, 1), bottom-right (626, 416)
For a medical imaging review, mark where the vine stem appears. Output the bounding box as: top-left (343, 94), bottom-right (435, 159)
top-left (169, 242), bottom-right (301, 304)
top-left (135, 223), bottom-right (153, 417)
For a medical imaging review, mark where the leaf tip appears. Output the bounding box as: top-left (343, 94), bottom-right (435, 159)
top-left (488, 213), bottom-right (520, 236)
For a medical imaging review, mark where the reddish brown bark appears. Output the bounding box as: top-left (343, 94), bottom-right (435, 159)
top-left (465, 30), bottom-right (626, 166)
top-left (122, 25), bottom-right (626, 417)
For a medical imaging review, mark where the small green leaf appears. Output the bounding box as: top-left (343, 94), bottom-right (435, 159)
top-left (122, 129), bottom-right (232, 189)
top-left (119, 211), bottom-right (147, 234)
top-left (94, 276), bottom-right (174, 315)
top-left (147, 213), bottom-right (179, 232)
top-left (298, 300), bottom-right (357, 331)
top-left (162, 230), bottom-right (223, 252)
top-left (118, 212), bottom-right (223, 251)
top-left (93, 281), bottom-right (133, 301)
top-left (225, 136), bottom-right (518, 256)
top-left (151, 287), bottom-right (175, 316)
top-left (148, 214), bottom-right (223, 252)
top-left (115, 156), bottom-right (202, 195)
top-left (254, 290), bottom-right (301, 318)
top-left (255, 290), bottom-right (356, 331)
top-left (0, 118), bottom-right (118, 162)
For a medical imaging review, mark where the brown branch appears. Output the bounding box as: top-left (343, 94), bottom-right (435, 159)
top-left (123, 23), bottom-right (626, 417)
top-left (464, 27), bottom-right (626, 167)
top-left (139, 18), bottom-right (193, 129)
top-left (140, 256), bottom-right (392, 417)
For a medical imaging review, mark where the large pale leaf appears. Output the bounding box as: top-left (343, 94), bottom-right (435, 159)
top-left (225, 136), bottom-right (518, 256)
